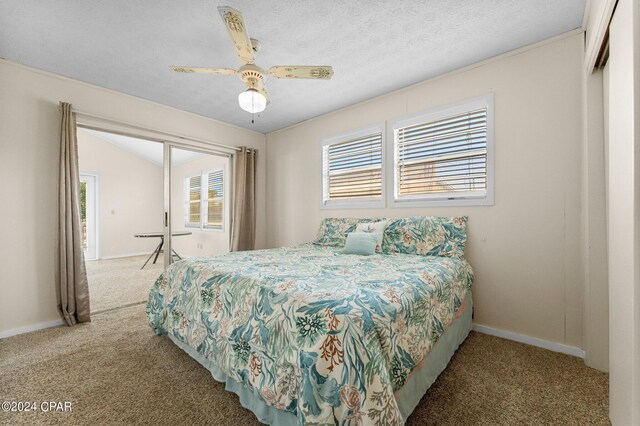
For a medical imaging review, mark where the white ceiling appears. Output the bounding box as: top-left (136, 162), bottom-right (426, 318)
top-left (0, 1), bottom-right (585, 133)
top-left (81, 129), bottom-right (204, 165)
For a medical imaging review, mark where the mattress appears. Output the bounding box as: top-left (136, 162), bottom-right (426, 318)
top-left (147, 243), bottom-right (474, 425)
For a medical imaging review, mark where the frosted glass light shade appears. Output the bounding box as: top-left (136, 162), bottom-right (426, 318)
top-left (238, 89), bottom-right (267, 113)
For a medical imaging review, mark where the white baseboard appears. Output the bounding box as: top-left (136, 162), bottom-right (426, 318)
top-left (473, 324), bottom-right (586, 358)
top-left (97, 252), bottom-right (150, 260)
top-left (0, 319), bottom-right (65, 339)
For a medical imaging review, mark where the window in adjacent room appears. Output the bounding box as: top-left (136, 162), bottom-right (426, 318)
top-left (391, 94), bottom-right (494, 207)
top-left (185, 169), bottom-right (224, 230)
top-left (321, 125), bottom-right (384, 208)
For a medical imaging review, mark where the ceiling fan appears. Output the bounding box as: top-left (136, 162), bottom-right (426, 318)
top-left (171, 6), bottom-right (334, 116)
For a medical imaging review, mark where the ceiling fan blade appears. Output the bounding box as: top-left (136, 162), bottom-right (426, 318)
top-left (170, 66), bottom-right (237, 75)
top-left (217, 6), bottom-right (254, 64)
top-left (268, 66), bottom-right (334, 79)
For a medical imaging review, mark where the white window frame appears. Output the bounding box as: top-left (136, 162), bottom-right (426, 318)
top-left (183, 167), bottom-right (226, 232)
top-left (320, 123), bottom-right (386, 210)
top-left (387, 94), bottom-right (494, 208)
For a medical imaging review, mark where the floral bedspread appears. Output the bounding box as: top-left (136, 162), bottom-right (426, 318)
top-left (147, 244), bottom-right (473, 425)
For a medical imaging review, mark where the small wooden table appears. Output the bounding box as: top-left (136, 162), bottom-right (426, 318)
top-left (134, 231), bottom-right (192, 269)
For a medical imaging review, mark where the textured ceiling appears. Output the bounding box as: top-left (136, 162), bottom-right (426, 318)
top-left (0, 0), bottom-right (585, 133)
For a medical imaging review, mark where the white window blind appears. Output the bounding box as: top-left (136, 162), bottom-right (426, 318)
top-left (184, 169), bottom-right (224, 230)
top-left (322, 130), bottom-right (383, 206)
top-left (187, 175), bottom-right (202, 226)
top-left (204, 170), bottom-right (223, 230)
top-left (394, 102), bottom-right (490, 203)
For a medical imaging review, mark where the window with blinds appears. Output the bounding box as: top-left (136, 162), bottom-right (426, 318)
top-left (186, 175), bottom-right (202, 226)
top-left (322, 127), bottom-right (384, 207)
top-left (184, 169), bottom-right (224, 230)
top-left (204, 170), bottom-right (224, 230)
top-left (392, 95), bottom-right (493, 205)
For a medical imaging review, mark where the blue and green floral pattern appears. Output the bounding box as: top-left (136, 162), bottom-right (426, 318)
top-left (313, 218), bottom-right (371, 247)
top-left (382, 216), bottom-right (468, 258)
top-left (147, 244), bottom-right (473, 425)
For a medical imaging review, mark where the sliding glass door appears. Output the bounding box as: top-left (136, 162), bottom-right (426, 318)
top-left (163, 145), bottom-right (231, 267)
top-left (76, 123), bottom-right (233, 272)
top-left (75, 119), bottom-right (236, 314)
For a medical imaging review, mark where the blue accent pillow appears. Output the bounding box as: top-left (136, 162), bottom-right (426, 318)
top-left (343, 232), bottom-right (378, 256)
top-left (313, 218), bottom-right (388, 247)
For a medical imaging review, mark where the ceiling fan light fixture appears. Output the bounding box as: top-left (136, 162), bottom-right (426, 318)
top-left (238, 88), bottom-right (267, 113)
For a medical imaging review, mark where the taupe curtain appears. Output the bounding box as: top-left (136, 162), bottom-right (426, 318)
top-left (57, 102), bottom-right (91, 325)
top-left (230, 147), bottom-right (256, 252)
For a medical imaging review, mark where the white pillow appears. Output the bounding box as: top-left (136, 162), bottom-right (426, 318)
top-left (355, 220), bottom-right (388, 252)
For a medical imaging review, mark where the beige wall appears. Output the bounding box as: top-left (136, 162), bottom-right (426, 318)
top-left (77, 129), bottom-right (164, 259)
top-left (266, 33), bottom-right (585, 349)
top-left (0, 59), bottom-right (265, 335)
top-left (606, 0), bottom-right (640, 423)
top-left (170, 153), bottom-right (231, 258)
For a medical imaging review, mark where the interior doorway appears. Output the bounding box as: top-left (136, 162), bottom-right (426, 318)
top-left (77, 128), bottom-right (165, 313)
top-left (76, 126), bottom-right (232, 314)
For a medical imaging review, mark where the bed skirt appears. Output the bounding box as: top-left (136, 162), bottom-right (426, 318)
top-left (167, 292), bottom-right (473, 425)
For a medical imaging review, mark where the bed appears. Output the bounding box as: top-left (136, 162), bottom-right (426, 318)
top-left (147, 216), bottom-right (474, 425)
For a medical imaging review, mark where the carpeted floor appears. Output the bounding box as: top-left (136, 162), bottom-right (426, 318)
top-left (0, 304), bottom-right (609, 426)
top-left (86, 255), bottom-right (163, 313)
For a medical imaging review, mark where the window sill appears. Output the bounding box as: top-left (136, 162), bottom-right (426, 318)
top-left (203, 228), bottom-right (225, 233)
top-left (183, 226), bottom-right (226, 233)
top-left (320, 200), bottom-right (385, 210)
top-left (391, 196), bottom-right (494, 208)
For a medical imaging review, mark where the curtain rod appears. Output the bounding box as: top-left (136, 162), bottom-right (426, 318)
top-left (71, 109), bottom-right (241, 152)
